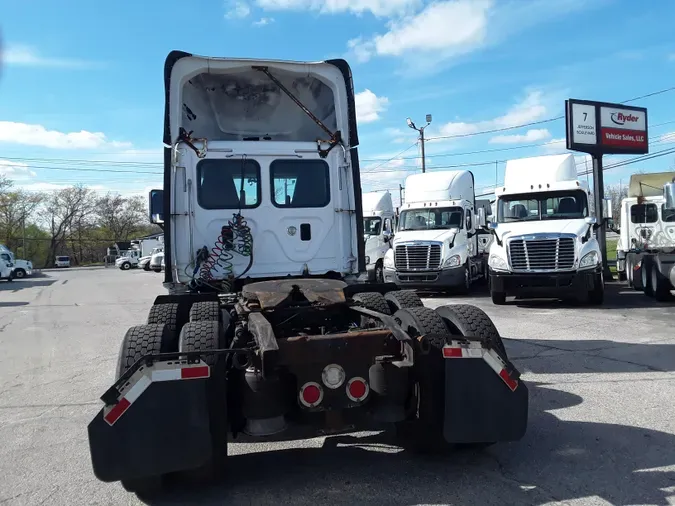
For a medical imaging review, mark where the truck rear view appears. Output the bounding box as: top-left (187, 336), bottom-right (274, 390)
top-left (86, 51), bottom-right (529, 496)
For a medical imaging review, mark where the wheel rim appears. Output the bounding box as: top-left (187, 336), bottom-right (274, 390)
top-left (642, 262), bottom-right (647, 287)
top-left (627, 259), bottom-right (633, 284)
top-left (651, 265), bottom-right (658, 291)
top-left (16, 270), bottom-right (24, 278)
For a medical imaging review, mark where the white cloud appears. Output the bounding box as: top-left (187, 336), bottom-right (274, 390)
top-left (658, 131), bottom-right (675, 143)
top-left (348, 0), bottom-right (490, 63)
top-left (2, 44), bottom-right (97, 69)
top-left (255, 0), bottom-right (420, 17)
top-left (435, 90), bottom-right (549, 140)
top-left (0, 121), bottom-right (133, 150)
top-left (540, 137), bottom-right (567, 154)
top-left (253, 17), bottom-right (275, 26)
top-left (0, 159), bottom-right (37, 180)
top-left (225, 1), bottom-right (251, 18)
top-left (384, 127), bottom-right (415, 144)
top-left (355, 89), bottom-right (389, 124)
top-left (489, 128), bottom-right (551, 144)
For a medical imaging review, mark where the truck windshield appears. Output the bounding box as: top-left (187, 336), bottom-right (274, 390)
top-left (398, 207), bottom-right (463, 231)
top-left (498, 190), bottom-right (588, 222)
top-left (363, 217), bottom-right (382, 235)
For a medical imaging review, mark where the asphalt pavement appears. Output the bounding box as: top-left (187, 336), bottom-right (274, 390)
top-left (1, 268), bottom-right (674, 506)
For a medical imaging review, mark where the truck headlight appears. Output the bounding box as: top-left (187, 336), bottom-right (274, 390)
top-left (383, 250), bottom-right (395, 269)
top-left (488, 255), bottom-right (508, 271)
top-left (579, 251), bottom-right (599, 269)
top-left (443, 255), bottom-right (461, 268)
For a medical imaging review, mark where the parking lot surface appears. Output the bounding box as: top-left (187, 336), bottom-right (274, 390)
top-left (1, 268), bottom-right (674, 505)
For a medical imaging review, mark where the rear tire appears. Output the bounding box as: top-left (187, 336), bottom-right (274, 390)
top-left (393, 307), bottom-right (453, 452)
top-left (189, 301), bottom-right (222, 322)
top-left (121, 475), bottom-right (164, 497)
top-left (14, 268), bottom-right (26, 279)
top-left (652, 262), bottom-right (673, 301)
top-left (147, 303), bottom-right (180, 349)
top-left (352, 292), bottom-right (391, 315)
top-left (384, 290), bottom-right (423, 313)
top-left (179, 321), bottom-right (222, 366)
top-left (642, 257), bottom-right (654, 297)
top-left (121, 262), bottom-right (131, 271)
top-left (434, 304), bottom-right (507, 359)
top-left (116, 324), bottom-right (174, 380)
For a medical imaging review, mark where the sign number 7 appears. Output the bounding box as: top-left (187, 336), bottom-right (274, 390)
top-left (583, 112), bottom-right (587, 122)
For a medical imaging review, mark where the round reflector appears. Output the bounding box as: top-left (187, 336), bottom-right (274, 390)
top-left (322, 364), bottom-right (346, 390)
top-left (299, 382), bottom-right (323, 407)
top-left (346, 377), bottom-right (369, 402)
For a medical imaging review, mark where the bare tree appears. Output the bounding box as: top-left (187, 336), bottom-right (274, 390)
top-left (95, 193), bottom-right (147, 241)
top-left (605, 183), bottom-right (629, 224)
top-left (40, 185), bottom-right (97, 267)
top-left (0, 179), bottom-right (44, 249)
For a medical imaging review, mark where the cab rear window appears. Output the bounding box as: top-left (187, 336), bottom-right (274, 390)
top-left (630, 204), bottom-right (657, 223)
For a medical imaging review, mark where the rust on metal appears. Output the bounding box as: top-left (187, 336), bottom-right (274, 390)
top-left (242, 279), bottom-right (347, 309)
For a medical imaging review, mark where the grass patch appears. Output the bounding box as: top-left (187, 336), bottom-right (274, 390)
top-left (606, 237), bottom-right (618, 261)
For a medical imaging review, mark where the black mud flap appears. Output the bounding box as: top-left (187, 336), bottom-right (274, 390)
top-left (442, 358), bottom-right (528, 444)
top-left (88, 378), bottom-right (212, 482)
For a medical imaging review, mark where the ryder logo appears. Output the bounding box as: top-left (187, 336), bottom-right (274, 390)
top-left (611, 112), bottom-right (639, 126)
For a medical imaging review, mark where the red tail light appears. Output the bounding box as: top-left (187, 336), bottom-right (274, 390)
top-left (299, 381), bottom-right (323, 408)
top-left (346, 377), bottom-right (369, 402)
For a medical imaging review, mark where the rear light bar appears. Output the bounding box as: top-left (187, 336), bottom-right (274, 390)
top-left (102, 360), bottom-right (210, 426)
top-left (442, 341), bottom-right (519, 392)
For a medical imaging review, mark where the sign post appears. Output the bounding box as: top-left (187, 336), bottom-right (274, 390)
top-left (565, 99), bottom-right (648, 281)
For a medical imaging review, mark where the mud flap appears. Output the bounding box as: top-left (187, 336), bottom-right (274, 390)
top-left (88, 378), bottom-right (212, 482)
top-left (442, 345), bottom-right (528, 444)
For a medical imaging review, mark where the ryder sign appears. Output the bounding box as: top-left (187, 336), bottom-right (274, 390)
top-left (565, 99), bottom-right (648, 155)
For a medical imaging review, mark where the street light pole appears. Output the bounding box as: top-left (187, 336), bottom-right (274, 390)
top-left (406, 114), bottom-right (432, 173)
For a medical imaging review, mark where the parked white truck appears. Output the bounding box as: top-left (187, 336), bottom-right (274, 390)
top-left (362, 190), bottom-right (396, 283)
top-left (618, 172), bottom-right (675, 300)
top-left (487, 154), bottom-right (604, 305)
top-left (383, 170), bottom-right (487, 293)
top-left (116, 237), bottom-right (163, 270)
top-left (0, 244), bottom-right (33, 278)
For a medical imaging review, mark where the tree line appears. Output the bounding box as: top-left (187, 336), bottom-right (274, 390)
top-left (0, 176), bottom-right (160, 268)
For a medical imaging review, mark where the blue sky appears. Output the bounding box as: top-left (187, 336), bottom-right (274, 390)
top-left (1, 0), bottom-right (674, 205)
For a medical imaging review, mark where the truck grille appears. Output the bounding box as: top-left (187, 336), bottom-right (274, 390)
top-left (509, 237), bottom-right (575, 271)
top-left (395, 244), bottom-right (441, 271)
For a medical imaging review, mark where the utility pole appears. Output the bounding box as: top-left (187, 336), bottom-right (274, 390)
top-left (406, 114), bottom-right (432, 173)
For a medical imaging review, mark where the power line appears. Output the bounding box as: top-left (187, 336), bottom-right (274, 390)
top-left (360, 119), bottom-right (675, 163)
top-left (423, 85), bottom-right (675, 142)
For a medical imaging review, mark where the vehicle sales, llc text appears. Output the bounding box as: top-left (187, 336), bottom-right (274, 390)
top-left (605, 132), bottom-right (645, 143)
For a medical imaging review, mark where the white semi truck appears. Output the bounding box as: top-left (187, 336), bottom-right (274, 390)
top-left (86, 52), bottom-right (528, 495)
top-left (362, 190), bottom-right (396, 283)
top-left (617, 172), bottom-right (675, 300)
top-left (383, 170), bottom-right (487, 293)
top-left (487, 154), bottom-right (604, 305)
top-left (0, 244), bottom-right (33, 278)
top-left (116, 237), bottom-right (164, 270)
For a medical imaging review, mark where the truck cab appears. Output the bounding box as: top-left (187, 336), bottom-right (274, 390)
top-left (362, 191), bottom-right (395, 283)
top-left (487, 154), bottom-right (604, 305)
top-left (150, 53), bottom-right (363, 291)
top-left (383, 170), bottom-right (486, 293)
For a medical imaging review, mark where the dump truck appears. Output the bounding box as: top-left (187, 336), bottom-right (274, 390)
top-left (87, 51), bottom-right (529, 495)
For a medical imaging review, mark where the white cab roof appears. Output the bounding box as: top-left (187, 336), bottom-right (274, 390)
top-left (499, 154), bottom-right (579, 195)
top-left (404, 171), bottom-right (474, 204)
top-left (362, 191), bottom-right (393, 214)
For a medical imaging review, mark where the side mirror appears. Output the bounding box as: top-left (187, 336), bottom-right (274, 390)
top-left (602, 198), bottom-right (613, 222)
top-left (585, 216), bottom-right (598, 225)
top-left (664, 181), bottom-right (675, 210)
top-left (477, 208), bottom-right (487, 228)
top-left (149, 189), bottom-right (164, 224)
